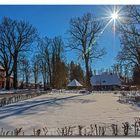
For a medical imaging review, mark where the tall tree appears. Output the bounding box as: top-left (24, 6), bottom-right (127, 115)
top-left (0, 17), bottom-right (15, 89)
top-left (68, 13), bottom-right (105, 89)
top-left (32, 54), bottom-right (40, 89)
top-left (0, 17), bottom-right (37, 89)
top-left (51, 36), bottom-right (68, 89)
top-left (39, 58), bottom-right (48, 90)
top-left (117, 6), bottom-right (140, 84)
top-left (18, 54), bottom-right (32, 88)
top-left (37, 37), bottom-right (52, 89)
top-left (23, 59), bottom-right (31, 88)
top-left (133, 65), bottom-right (140, 85)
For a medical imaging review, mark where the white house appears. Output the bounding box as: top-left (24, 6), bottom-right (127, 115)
top-left (67, 79), bottom-right (83, 87)
top-left (90, 72), bottom-right (121, 90)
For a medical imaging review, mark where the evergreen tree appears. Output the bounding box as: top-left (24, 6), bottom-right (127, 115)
top-left (69, 61), bottom-right (85, 85)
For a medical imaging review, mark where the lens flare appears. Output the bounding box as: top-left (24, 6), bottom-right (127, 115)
top-left (111, 12), bottom-right (118, 20)
top-left (85, 6), bottom-right (123, 56)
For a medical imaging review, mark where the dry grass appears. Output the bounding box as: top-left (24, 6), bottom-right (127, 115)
top-left (1, 119), bottom-right (140, 136)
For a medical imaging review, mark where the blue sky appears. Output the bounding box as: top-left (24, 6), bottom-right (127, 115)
top-left (0, 5), bottom-right (121, 71)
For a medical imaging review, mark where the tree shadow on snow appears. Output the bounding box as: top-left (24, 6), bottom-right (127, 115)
top-left (0, 94), bottom-right (90, 120)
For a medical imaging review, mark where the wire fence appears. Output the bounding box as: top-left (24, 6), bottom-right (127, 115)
top-left (0, 90), bottom-right (50, 107)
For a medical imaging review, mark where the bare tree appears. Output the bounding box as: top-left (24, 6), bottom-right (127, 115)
top-left (23, 59), bottom-right (31, 88)
top-left (68, 13), bottom-right (105, 89)
top-left (37, 37), bottom-right (52, 89)
top-left (38, 58), bottom-right (48, 90)
top-left (32, 54), bottom-right (40, 89)
top-left (18, 54), bottom-right (32, 88)
top-left (133, 65), bottom-right (140, 85)
top-left (0, 17), bottom-right (37, 89)
top-left (36, 36), bottom-right (68, 89)
top-left (18, 54), bottom-right (26, 83)
top-left (117, 6), bottom-right (140, 84)
top-left (117, 26), bottom-right (140, 67)
top-left (2, 17), bottom-right (37, 89)
top-left (0, 17), bottom-right (15, 89)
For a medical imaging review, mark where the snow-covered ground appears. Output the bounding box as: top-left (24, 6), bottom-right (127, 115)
top-left (0, 92), bottom-right (140, 135)
top-left (0, 89), bottom-right (27, 94)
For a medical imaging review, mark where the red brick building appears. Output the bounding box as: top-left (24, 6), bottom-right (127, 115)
top-left (0, 66), bottom-right (13, 88)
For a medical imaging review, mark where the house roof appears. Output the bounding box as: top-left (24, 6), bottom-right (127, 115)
top-left (67, 79), bottom-right (83, 87)
top-left (90, 72), bottom-right (121, 86)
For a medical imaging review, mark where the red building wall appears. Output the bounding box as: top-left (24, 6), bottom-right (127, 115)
top-left (0, 67), bottom-right (13, 89)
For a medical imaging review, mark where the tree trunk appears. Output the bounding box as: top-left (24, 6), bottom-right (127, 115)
top-left (42, 70), bottom-right (47, 91)
top-left (13, 53), bottom-right (18, 89)
top-left (51, 52), bottom-right (55, 88)
top-left (44, 82), bottom-right (46, 90)
top-left (48, 67), bottom-right (52, 87)
top-left (25, 75), bottom-right (29, 88)
top-left (34, 73), bottom-right (38, 89)
top-left (85, 57), bottom-right (91, 90)
top-left (35, 77), bottom-right (37, 89)
top-left (47, 57), bottom-right (52, 87)
top-left (34, 70), bottom-right (38, 89)
top-left (5, 75), bottom-right (10, 90)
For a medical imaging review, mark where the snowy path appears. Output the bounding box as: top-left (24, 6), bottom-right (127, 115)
top-left (0, 92), bottom-right (140, 135)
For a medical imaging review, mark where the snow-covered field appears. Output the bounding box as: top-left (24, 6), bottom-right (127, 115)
top-left (0, 92), bottom-right (140, 135)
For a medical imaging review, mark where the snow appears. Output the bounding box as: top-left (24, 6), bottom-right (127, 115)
top-left (0, 89), bottom-right (17, 94)
top-left (0, 89), bottom-right (29, 94)
top-left (0, 92), bottom-right (140, 135)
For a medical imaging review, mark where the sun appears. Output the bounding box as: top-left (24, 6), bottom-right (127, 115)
top-left (111, 12), bottom-right (118, 20)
